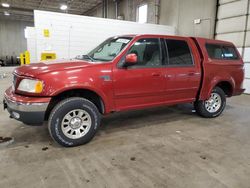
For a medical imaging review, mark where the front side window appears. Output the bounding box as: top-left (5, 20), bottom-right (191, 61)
top-left (127, 38), bottom-right (162, 68)
top-left (87, 37), bottom-right (132, 62)
top-left (165, 39), bottom-right (193, 66)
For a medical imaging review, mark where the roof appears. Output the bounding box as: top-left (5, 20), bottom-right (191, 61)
top-left (0, 0), bottom-right (102, 22)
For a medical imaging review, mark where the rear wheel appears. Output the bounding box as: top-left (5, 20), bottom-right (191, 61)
top-left (194, 87), bottom-right (226, 118)
top-left (48, 97), bottom-right (101, 147)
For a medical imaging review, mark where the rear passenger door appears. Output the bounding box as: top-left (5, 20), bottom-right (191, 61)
top-left (163, 37), bottom-right (201, 102)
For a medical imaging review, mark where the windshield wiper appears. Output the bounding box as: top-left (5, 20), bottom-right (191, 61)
top-left (81, 55), bottom-right (95, 62)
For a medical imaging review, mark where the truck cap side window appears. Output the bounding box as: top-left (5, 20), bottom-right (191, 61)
top-left (165, 39), bottom-right (193, 66)
top-left (205, 43), bottom-right (239, 60)
top-left (222, 46), bottom-right (239, 60)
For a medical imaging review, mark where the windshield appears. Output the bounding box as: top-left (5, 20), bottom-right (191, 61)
top-left (76, 37), bottom-right (132, 62)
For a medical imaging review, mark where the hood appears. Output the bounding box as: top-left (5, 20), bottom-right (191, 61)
top-left (14, 59), bottom-right (96, 77)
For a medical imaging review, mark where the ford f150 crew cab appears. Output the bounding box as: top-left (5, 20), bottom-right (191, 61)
top-left (3, 34), bottom-right (245, 147)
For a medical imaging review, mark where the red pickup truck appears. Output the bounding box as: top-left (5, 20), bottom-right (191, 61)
top-left (3, 34), bottom-right (245, 147)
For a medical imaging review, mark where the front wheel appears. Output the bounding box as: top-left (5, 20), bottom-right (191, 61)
top-left (194, 87), bottom-right (226, 118)
top-left (48, 97), bottom-right (101, 147)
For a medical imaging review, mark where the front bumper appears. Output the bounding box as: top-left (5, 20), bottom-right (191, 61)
top-left (3, 87), bottom-right (51, 125)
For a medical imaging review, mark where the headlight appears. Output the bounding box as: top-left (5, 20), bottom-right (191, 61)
top-left (18, 79), bottom-right (43, 93)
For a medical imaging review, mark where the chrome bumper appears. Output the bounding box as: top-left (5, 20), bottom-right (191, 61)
top-left (3, 87), bottom-right (51, 125)
top-left (3, 96), bottom-right (49, 112)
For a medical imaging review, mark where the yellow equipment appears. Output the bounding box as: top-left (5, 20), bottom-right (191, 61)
top-left (20, 51), bottom-right (30, 66)
top-left (24, 51), bottom-right (30, 65)
top-left (20, 53), bottom-right (25, 66)
top-left (41, 52), bottom-right (56, 61)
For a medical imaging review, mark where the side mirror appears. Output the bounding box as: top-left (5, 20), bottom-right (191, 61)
top-left (124, 53), bottom-right (137, 66)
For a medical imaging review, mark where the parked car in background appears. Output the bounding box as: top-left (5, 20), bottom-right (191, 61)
top-left (3, 34), bottom-right (245, 147)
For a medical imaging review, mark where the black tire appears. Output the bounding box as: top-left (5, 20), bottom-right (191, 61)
top-left (194, 87), bottom-right (226, 118)
top-left (48, 97), bottom-right (101, 147)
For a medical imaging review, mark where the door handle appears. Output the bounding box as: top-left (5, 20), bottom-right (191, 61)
top-left (152, 73), bottom-right (161, 77)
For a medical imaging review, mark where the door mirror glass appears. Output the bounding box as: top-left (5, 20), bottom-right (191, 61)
top-left (124, 53), bottom-right (138, 66)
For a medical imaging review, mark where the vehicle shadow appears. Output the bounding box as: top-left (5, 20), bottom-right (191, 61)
top-left (99, 103), bottom-right (196, 134)
top-left (8, 103), bottom-right (196, 148)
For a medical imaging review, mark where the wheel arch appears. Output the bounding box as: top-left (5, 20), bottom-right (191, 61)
top-left (215, 81), bottom-right (234, 97)
top-left (45, 88), bottom-right (106, 120)
top-left (199, 76), bottom-right (235, 101)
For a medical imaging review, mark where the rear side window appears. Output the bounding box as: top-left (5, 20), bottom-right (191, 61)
top-left (165, 39), bottom-right (193, 66)
top-left (206, 44), bottom-right (239, 60)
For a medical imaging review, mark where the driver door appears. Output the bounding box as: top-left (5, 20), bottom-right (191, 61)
top-left (113, 38), bottom-right (166, 111)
